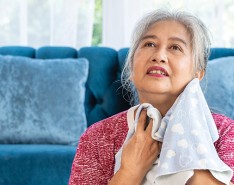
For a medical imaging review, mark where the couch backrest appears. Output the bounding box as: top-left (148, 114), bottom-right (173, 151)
top-left (0, 46), bottom-right (234, 126)
top-left (78, 47), bottom-right (130, 126)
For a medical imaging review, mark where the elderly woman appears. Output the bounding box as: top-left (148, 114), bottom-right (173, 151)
top-left (69, 10), bottom-right (234, 185)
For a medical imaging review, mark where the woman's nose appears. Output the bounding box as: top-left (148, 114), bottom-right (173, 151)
top-left (151, 50), bottom-right (168, 63)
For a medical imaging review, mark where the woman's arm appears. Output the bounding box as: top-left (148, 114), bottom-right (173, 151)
top-left (108, 110), bottom-right (161, 185)
top-left (187, 170), bottom-right (234, 185)
top-left (214, 115), bottom-right (234, 183)
top-left (68, 125), bottom-right (108, 185)
top-left (186, 170), bottom-right (226, 185)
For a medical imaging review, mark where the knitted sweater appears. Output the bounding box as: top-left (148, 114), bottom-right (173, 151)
top-left (69, 111), bottom-right (234, 185)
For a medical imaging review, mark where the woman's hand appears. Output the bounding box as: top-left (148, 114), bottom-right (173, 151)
top-left (186, 170), bottom-right (233, 185)
top-left (109, 109), bottom-right (162, 185)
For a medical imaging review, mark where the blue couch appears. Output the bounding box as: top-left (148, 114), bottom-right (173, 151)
top-left (0, 46), bottom-right (233, 185)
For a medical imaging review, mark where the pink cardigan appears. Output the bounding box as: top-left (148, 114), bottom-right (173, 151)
top-left (69, 111), bottom-right (234, 185)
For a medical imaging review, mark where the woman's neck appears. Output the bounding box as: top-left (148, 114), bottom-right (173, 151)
top-left (138, 93), bottom-right (177, 117)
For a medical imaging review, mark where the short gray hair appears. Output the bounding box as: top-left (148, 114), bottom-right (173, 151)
top-left (121, 9), bottom-right (211, 105)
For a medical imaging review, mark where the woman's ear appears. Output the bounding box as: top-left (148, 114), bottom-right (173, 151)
top-left (195, 70), bottom-right (205, 80)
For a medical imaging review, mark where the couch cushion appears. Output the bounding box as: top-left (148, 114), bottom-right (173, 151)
top-left (0, 55), bottom-right (88, 145)
top-left (200, 56), bottom-right (234, 119)
top-left (0, 46), bottom-right (35, 58)
top-left (0, 144), bottom-right (76, 185)
top-left (36, 46), bottom-right (78, 59)
top-left (209, 48), bottom-right (234, 60)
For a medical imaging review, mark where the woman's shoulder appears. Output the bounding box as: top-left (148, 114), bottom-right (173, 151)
top-left (80, 110), bottom-right (129, 142)
top-left (212, 113), bottom-right (234, 133)
top-left (212, 113), bottom-right (234, 146)
top-left (212, 113), bottom-right (234, 179)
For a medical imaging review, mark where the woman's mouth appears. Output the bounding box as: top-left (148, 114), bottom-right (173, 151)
top-left (147, 66), bottom-right (169, 77)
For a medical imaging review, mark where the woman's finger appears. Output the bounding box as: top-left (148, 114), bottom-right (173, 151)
top-left (158, 142), bottom-right (162, 154)
top-left (145, 118), bottom-right (153, 135)
top-left (136, 109), bottom-right (147, 133)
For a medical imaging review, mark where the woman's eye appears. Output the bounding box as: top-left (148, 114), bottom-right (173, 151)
top-left (170, 45), bottom-right (182, 51)
top-left (144, 42), bottom-right (155, 47)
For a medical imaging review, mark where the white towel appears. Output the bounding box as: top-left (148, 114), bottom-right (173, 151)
top-left (115, 78), bottom-right (233, 185)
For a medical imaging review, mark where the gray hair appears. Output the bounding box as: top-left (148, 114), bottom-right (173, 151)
top-left (121, 9), bottom-right (211, 105)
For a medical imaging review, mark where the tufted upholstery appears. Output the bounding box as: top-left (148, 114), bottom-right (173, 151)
top-left (78, 47), bottom-right (128, 125)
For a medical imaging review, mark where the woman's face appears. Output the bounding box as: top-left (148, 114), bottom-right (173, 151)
top-left (132, 20), bottom-right (195, 105)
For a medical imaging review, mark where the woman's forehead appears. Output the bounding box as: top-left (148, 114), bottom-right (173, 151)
top-left (139, 20), bottom-right (193, 46)
top-left (145, 20), bottom-right (190, 37)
